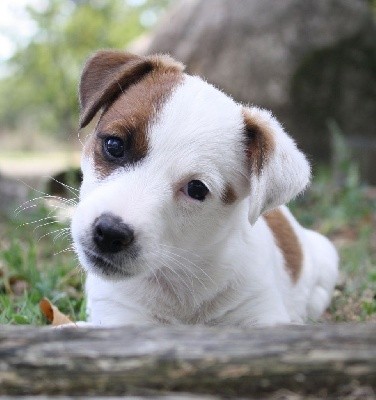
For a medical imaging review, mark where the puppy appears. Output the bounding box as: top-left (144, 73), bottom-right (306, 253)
top-left (71, 50), bottom-right (339, 327)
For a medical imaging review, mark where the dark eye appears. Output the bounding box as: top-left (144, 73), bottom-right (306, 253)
top-left (103, 137), bottom-right (125, 159)
top-left (182, 180), bottom-right (209, 201)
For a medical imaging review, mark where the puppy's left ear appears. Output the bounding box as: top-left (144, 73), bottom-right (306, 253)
top-left (79, 51), bottom-right (151, 129)
top-left (243, 107), bottom-right (311, 225)
top-left (79, 50), bottom-right (184, 128)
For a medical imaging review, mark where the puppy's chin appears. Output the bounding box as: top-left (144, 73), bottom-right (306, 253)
top-left (79, 248), bottom-right (141, 281)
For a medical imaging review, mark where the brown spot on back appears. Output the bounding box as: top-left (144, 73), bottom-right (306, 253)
top-left (263, 208), bottom-right (302, 283)
top-left (242, 108), bottom-right (275, 175)
top-left (80, 52), bottom-right (184, 178)
top-left (221, 184), bottom-right (237, 205)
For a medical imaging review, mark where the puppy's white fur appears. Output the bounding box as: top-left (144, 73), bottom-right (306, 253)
top-left (71, 55), bottom-right (338, 327)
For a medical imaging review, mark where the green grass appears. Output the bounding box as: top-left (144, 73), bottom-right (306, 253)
top-left (0, 201), bottom-right (86, 325)
top-left (0, 161), bottom-right (375, 325)
top-left (291, 163), bottom-right (376, 322)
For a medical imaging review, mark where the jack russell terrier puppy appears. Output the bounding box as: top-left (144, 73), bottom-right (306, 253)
top-left (71, 50), bottom-right (339, 327)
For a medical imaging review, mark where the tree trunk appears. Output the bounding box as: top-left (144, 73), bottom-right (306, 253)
top-left (0, 323), bottom-right (375, 397)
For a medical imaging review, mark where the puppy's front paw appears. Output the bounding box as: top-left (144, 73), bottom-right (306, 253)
top-left (254, 315), bottom-right (292, 327)
top-left (52, 321), bottom-right (94, 329)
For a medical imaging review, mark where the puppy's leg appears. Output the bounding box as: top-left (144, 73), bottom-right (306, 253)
top-left (230, 290), bottom-right (292, 327)
top-left (86, 298), bottom-right (151, 327)
top-left (305, 230), bottom-right (339, 320)
top-left (251, 305), bottom-right (292, 327)
top-left (53, 321), bottom-right (95, 329)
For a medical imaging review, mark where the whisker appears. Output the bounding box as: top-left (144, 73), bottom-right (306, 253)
top-left (19, 215), bottom-right (55, 227)
top-left (53, 229), bottom-right (71, 243)
top-left (45, 204), bottom-right (72, 217)
top-left (15, 197), bottom-right (47, 215)
top-left (15, 203), bottom-right (39, 214)
top-left (45, 196), bottom-right (78, 206)
top-left (163, 264), bottom-right (200, 307)
top-left (77, 127), bottom-right (85, 147)
top-left (144, 260), bottom-right (163, 292)
top-left (33, 220), bottom-right (59, 233)
top-left (53, 246), bottom-right (75, 256)
top-left (159, 244), bottom-right (216, 285)
top-left (157, 249), bottom-right (198, 283)
top-left (158, 250), bottom-right (210, 293)
top-left (153, 259), bottom-right (187, 306)
top-left (37, 227), bottom-right (69, 242)
top-left (16, 179), bottom-right (56, 198)
top-left (15, 195), bottom-right (77, 215)
top-left (151, 250), bottom-right (200, 307)
top-left (42, 175), bottom-right (80, 198)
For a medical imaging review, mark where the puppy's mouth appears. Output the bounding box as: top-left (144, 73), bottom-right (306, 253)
top-left (81, 247), bottom-right (137, 279)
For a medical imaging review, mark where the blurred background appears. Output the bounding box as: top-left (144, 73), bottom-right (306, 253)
top-left (0, 0), bottom-right (375, 325)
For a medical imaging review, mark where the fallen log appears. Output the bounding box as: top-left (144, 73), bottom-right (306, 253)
top-left (0, 323), bottom-right (375, 397)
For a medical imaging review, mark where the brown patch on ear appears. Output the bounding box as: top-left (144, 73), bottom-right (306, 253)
top-left (84, 64), bottom-right (183, 179)
top-left (148, 54), bottom-right (185, 72)
top-left (80, 51), bottom-right (152, 128)
top-left (222, 184), bottom-right (237, 205)
top-left (242, 108), bottom-right (275, 175)
top-left (263, 208), bottom-right (302, 283)
top-left (79, 50), bottom-right (185, 129)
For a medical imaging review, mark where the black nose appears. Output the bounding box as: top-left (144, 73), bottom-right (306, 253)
top-left (93, 213), bottom-right (134, 253)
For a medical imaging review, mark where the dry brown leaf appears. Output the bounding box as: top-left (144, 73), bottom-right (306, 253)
top-left (39, 298), bottom-right (73, 326)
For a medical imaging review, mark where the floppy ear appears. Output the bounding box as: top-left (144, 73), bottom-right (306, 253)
top-left (79, 50), bottom-right (185, 128)
top-left (243, 107), bottom-right (311, 225)
top-left (79, 50), bottom-right (154, 128)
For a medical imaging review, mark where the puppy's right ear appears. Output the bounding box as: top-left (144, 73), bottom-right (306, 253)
top-left (79, 50), bottom-right (153, 128)
top-left (243, 107), bottom-right (311, 225)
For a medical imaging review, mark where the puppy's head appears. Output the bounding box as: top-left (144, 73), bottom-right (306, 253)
top-left (71, 50), bottom-right (310, 280)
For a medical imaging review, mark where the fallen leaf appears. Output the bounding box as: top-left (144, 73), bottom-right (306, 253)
top-left (39, 298), bottom-right (73, 326)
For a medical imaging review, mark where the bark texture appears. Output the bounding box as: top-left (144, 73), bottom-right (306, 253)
top-left (0, 323), bottom-right (375, 397)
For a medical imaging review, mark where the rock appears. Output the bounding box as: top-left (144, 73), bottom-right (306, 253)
top-left (140, 0), bottom-right (376, 182)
